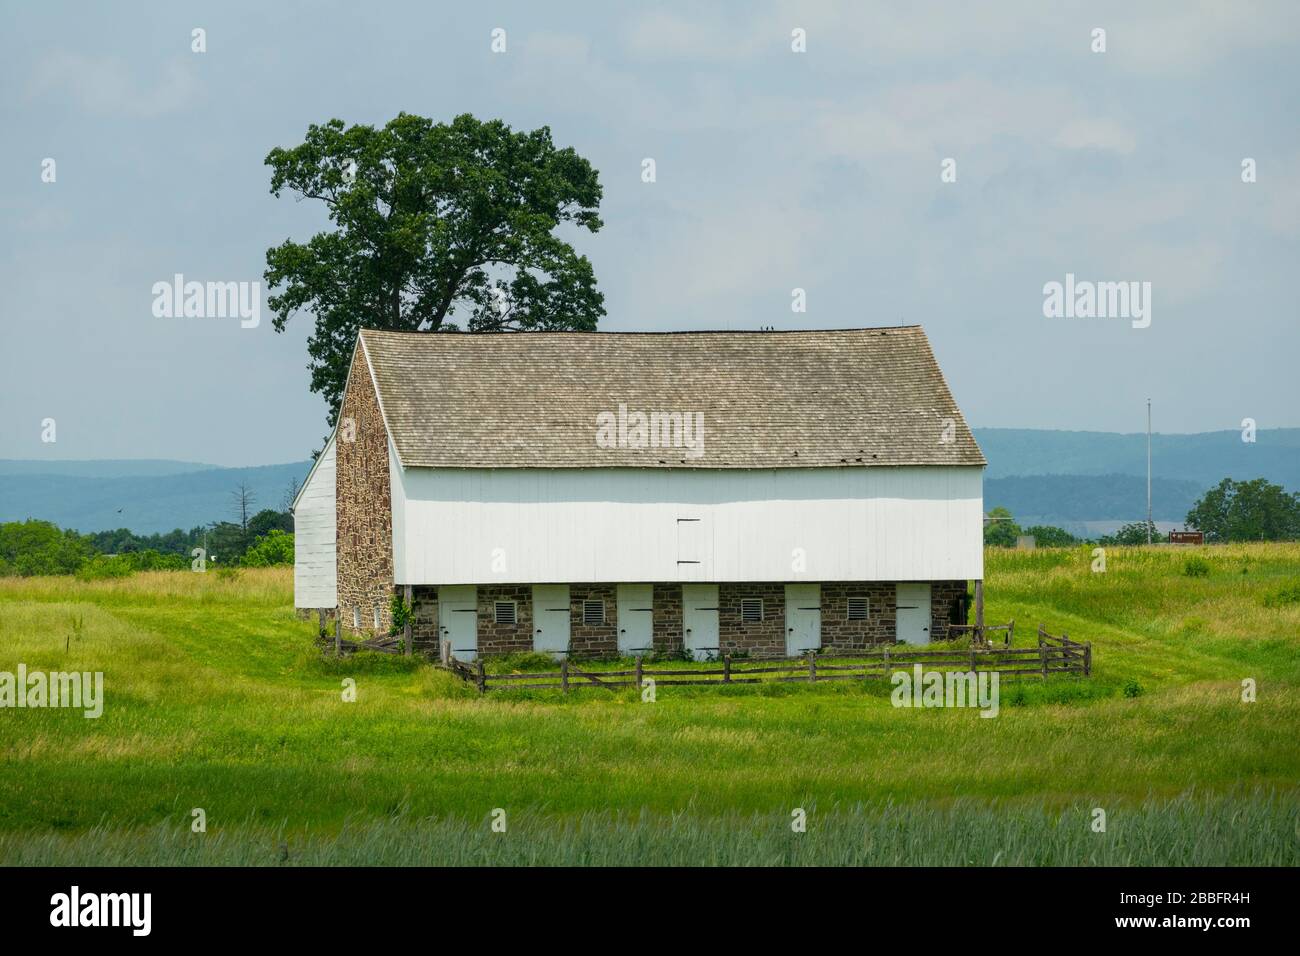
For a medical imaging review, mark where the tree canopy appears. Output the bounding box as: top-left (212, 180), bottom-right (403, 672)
top-left (264, 112), bottom-right (606, 422)
top-left (1186, 478), bottom-right (1300, 541)
top-left (984, 506), bottom-right (1020, 547)
top-left (1099, 520), bottom-right (1161, 546)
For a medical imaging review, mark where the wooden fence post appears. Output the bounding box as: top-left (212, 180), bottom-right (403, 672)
top-left (635, 655), bottom-right (643, 689)
top-left (970, 648), bottom-right (977, 673)
top-left (882, 645), bottom-right (890, 681)
top-left (476, 659), bottom-right (486, 694)
top-left (808, 651), bottom-right (817, 683)
top-left (1040, 641), bottom-right (1049, 680)
top-left (318, 608), bottom-right (326, 640)
top-left (561, 659), bottom-right (569, 694)
top-left (1084, 642), bottom-right (1092, 677)
top-left (403, 585), bottom-right (414, 657)
top-left (723, 654), bottom-right (731, 684)
top-left (334, 612), bottom-right (341, 658)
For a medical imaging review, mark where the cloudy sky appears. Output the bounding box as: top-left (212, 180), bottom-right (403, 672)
top-left (2, 1), bottom-right (1297, 466)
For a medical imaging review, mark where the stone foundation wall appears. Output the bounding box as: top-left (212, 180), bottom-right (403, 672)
top-left (820, 582), bottom-right (898, 649)
top-left (651, 584), bottom-right (683, 656)
top-left (478, 585), bottom-right (534, 656)
top-left (931, 580), bottom-right (970, 639)
top-left (405, 580), bottom-right (970, 659)
top-left (411, 585), bottom-right (439, 649)
top-left (718, 582), bottom-right (785, 657)
top-left (570, 584), bottom-right (618, 656)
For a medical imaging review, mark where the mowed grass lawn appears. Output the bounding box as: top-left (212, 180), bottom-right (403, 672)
top-left (0, 544), bottom-right (1297, 865)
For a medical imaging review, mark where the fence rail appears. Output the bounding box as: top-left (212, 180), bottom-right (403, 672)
top-left (445, 627), bottom-right (1091, 693)
top-left (945, 619), bottom-right (1014, 647)
top-left (332, 634), bottom-right (403, 655)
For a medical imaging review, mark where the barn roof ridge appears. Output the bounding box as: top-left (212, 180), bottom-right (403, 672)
top-left (356, 326), bottom-right (986, 470)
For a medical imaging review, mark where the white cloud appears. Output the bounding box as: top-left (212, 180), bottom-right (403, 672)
top-left (28, 51), bottom-right (197, 117)
top-left (1053, 118), bottom-right (1138, 154)
top-left (622, 9), bottom-right (778, 61)
top-left (813, 79), bottom-right (1085, 161)
top-left (619, 1), bottom-right (1300, 72)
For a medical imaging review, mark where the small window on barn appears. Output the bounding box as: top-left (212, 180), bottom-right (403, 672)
top-left (583, 600), bottom-right (605, 626)
top-left (494, 601), bottom-right (517, 625)
top-left (374, 605), bottom-right (382, 629)
top-left (352, 606), bottom-right (361, 629)
top-left (740, 598), bottom-right (763, 623)
top-left (847, 596), bottom-right (869, 621)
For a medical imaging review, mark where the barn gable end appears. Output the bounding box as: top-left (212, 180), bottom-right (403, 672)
top-left (335, 339), bottom-right (395, 633)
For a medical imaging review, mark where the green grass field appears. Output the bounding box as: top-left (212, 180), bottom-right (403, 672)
top-left (1, 544), bottom-right (1297, 865)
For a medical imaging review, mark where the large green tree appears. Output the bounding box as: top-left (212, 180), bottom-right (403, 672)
top-left (265, 113), bottom-right (605, 422)
top-left (983, 506), bottom-right (1020, 547)
top-left (1186, 478), bottom-right (1300, 541)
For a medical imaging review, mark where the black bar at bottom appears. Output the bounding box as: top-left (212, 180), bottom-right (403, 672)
top-left (0, 866), bottom-right (1284, 942)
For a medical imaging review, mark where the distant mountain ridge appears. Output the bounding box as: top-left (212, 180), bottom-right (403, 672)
top-left (0, 461), bottom-right (313, 534)
top-left (975, 428), bottom-right (1299, 536)
top-left (0, 428), bottom-right (1294, 536)
top-left (0, 459), bottom-right (220, 478)
top-left (974, 428), bottom-right (1300, 489)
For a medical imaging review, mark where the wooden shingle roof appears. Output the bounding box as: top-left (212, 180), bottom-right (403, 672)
top-left (358, 326), bottom-right (985, 469)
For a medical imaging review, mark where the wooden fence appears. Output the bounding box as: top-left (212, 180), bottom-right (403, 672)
top-left (944, 619), bottom-right (1014, 647)
top-left (446, 627), bottom-right (1091, 693)
top-left (331, 634), bottom-right (403, 655)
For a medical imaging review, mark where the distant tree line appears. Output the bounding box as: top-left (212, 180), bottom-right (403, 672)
top-left (0, 486), bottom-right (297, 578)
top-left (983, 507), bottom-right (1082, 547)
top-left (985, 476), bottom-right (1300, 547)
top-left (83, 509), bottom-right (291, 561)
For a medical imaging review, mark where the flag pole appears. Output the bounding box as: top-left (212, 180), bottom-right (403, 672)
top-left (1146, 398), bottom-right (1152, 545)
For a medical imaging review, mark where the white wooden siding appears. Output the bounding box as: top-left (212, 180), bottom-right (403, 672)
top-left (390, 466), bottom-right (982, 585)
top-left (293, 437), bottom-right (337, 608)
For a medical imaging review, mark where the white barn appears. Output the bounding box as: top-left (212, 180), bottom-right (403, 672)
top-left (294, 327), bottom-right (985, 660)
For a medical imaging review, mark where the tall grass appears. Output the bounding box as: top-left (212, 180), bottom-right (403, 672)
top-left (1, 546), bottom-right (1297, 865)
top-left (1, 792), bottom-right (1292, 866)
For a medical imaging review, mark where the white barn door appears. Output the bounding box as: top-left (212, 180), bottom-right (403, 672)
top-left (895, 583), bottom-right (932, 645)
top-left (676, 517), bottom-right (704, 581)
top-left (437, 585), bottom-right (478, 661)
top-left (617, 584), bottom-right (653, 655)
top-left (682, 584), bottom-right (719, 661)
top-left (533, 584), bottom-right (571, 655)
top-left (785, 583), bottom-right (821, 656)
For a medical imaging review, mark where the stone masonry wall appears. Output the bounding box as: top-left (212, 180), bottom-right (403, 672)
top-left (821, 582), bottom-right (898, 649)
top-left (718, 582), bottom-right (785, 657)
top-left (411, 585), bottom-right (438, 649)
top-left (570, 584), bottom-right (618, 656)
top-left (931, 580), bottom-right (970, 639)
top-left (406, 580), bottom-right (970, 659)
top-left (335, 344), bottom-right (393, 637)
top-left (478, 585), bottom-right (533, 656)
top-left (651, 584), bottom-right (683, 656)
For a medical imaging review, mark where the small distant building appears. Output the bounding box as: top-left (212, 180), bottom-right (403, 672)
top-left (1016, 535), bottom-right (1036, 550)
top-left (293, 327), bottom-right (986, 659)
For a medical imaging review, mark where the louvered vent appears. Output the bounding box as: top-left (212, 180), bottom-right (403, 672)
top-left (847, 596), bottom-right (869, 620)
